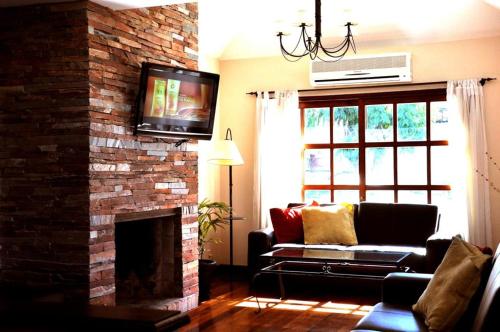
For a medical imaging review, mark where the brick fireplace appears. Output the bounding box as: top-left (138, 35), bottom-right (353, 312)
top-left (114, 208), bottom-right (184, 307)
top-left (0, 1), bottom-right (200, 311)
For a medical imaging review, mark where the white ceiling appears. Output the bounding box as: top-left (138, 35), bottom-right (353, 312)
top-left (198, 0), bottom-right (500, 60)
top-left (2, 0), bottom-right (500, 60)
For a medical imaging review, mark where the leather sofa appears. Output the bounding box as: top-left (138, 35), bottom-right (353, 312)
top-left (248, 202), bottom-right (440, 278)
top-left (352, 244), bottom-right (500, 332)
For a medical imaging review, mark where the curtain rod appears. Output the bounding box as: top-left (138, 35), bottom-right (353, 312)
top-left (246, 77), bottom-right (496, 96)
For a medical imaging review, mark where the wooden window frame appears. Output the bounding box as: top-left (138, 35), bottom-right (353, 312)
top-left (300, 88), bottom-right (449, 203)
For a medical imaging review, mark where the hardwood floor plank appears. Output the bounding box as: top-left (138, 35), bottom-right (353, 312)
top-left (179, 275), bottom-right (376, 331)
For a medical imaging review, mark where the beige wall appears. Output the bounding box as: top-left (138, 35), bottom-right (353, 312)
top-left (198, 55), bottom-right (222, 207)
top-left (202, 36), bottom-right (500, 265)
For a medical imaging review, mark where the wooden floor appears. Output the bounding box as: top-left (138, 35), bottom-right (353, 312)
top-left (179, 273), bottom-right (378, 332)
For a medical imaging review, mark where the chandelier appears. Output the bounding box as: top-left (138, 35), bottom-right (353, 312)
top-left (277, 0), bottom-right (356, 62)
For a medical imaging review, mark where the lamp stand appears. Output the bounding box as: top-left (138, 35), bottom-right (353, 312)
top-left (207, 127), bottom-right (244, 284)
top-left (229, 165), bottom-right (234, 269)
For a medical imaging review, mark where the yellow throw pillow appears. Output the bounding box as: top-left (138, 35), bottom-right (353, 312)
top-left (412, 236), bottom-right (491, 332)
top-left (302, 204), bottom-right (358, 245)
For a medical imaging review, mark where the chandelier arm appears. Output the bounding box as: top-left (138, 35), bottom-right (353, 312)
top-left (320, 38), bottom-right (348, 54)
top-left (316, 42), bottom-right (351, 62)
top-left (281, 47), bottom-right (306, 62)
top-left (350, 34), bottom-right (357, 53)
top-left (317, 38), bottom-right (350, 60)
top-left (322, 44), bottom-right (350, 60)
top-left (319, 28), bottom-right (354, 53)
top-left (303, 27), bottom-right (317, 53)
top-left (308, 41), bottom-right (319, 60)
top-left (318, 37), bottom-right (349, 56)
top-left (278, 30), bottom-right (311, 59)
top-left (312, 37), bottom-right (321, 58)
top-left (322, 23), bottom-right (356, 53)
top-left (280, 44), bottom-right (311, 59)
top-left (302, 25), bottom-right (312, 52)
top-left (316, 52), bottom-right (343, 62)
top-left (292, 25), bottom-right (309, 54)
top-left (322, 35), bottom-right (356, 56)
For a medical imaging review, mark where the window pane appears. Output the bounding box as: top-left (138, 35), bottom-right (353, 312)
top-left (304, 108), bottom-right (330, 143)
top-left (366, 104), bottom-right (393, 142)
top-left (397, 102), bottom-right (426, 141)
top-left (334, 106), bottom-right (358, 143)
top-left (397, 147), bottom-right (427, 185)
top-left (334, 148), bottom-right (359, 184)
top-left (305, 190), bottom-right (331, 203)
top-left (431, 190), bottom-right (452, 208)
top-left (398, 190), bottom-right (428, 204)
top-left (430, 101), bottom-right (449, 141)
top-left (431, 190), bottom-right (452, 231)
top-left (431, 146), bottom-right (451, 185)
top-left (366, 147), bottom-right (394, 185)
top-left (304, 149), bottom-right (330, 184)
top-left (366, 190), bottom-right (394, 203)
top-left (334, 190), bottom-right (359, 203)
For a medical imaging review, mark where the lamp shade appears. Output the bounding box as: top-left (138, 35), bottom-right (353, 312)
top-left (208, 139), bottom-right (244, 166)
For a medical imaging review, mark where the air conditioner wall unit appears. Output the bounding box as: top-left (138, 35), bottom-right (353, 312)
top-left (310, 53), bottom-right (412, 86)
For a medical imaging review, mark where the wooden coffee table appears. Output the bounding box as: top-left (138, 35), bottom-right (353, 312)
top-left (253, 248), bottom-right (411, 308)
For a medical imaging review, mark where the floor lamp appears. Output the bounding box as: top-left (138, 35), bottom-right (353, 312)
top-left (208, 128), bottom-right (244, 269)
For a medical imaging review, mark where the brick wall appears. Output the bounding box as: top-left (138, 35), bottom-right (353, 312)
top-left (87, 2), bottom-right (199, 309)
top-left (0, 1), bottom-right (91, 299)
top-left (0, 1), bottom-right (200, 310)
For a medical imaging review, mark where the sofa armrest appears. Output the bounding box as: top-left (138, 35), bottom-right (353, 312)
top-left (247, 228), bottom-right (275, 278)
top-left (425, 235), bottom-right (452, 273)
top-left (382, 272), bottom-right (432, 305)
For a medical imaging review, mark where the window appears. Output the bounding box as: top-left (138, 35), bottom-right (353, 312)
top-left (301, 89), bottom-right (450, 204)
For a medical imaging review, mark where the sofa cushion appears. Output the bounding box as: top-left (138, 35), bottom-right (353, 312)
top-left (269, 207), bottom-right (304, 243)
top-left (412, 236), bottom-right (491, 332)
top-left (349, 245), bottom-right (426, 256)
top-left (302, 204), bottom-right (358, 245)
top-left (354, 302), bottom-right (427, 332)
top-left (272, 243), bottom-right (349, 251)
top-left (356, 202), bottom-right (438, 247)
top-left (272, 243), bottom-right (426, 256)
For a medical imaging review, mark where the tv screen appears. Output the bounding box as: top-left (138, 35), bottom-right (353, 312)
top-left (135, 63), bottom-right (219, 140)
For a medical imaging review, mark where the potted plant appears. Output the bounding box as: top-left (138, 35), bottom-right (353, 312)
top-left (197, 198), bottom-right (230, 302)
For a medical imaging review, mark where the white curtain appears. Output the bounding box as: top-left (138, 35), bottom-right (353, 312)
top-left (253, 90), bottom-right (302, 229)
top-left (446, 79), bottom-right (492, 247)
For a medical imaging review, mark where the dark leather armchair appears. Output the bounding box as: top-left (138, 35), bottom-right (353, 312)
top-left (352, 246), bottom-right (500, 332)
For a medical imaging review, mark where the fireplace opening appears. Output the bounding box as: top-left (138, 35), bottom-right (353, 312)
top-left (115, 209), bottom-right (183, 305)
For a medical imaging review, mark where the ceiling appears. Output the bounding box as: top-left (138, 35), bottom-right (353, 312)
top-left (2, 0), bottom-right (500, 60)
top-left (198, 0), bottom-right (500, 60)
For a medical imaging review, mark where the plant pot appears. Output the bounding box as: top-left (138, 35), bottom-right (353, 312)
top-left (199, 259), bottom-right (217, 303)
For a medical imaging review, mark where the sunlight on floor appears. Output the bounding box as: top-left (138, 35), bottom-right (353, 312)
top-left (235, 296), bottom-right (373, 315)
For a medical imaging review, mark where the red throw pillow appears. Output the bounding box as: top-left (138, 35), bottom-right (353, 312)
top-left (269, 207), bottom-right (304, 244)
top-left (475, 245), bottom-right (493, 255)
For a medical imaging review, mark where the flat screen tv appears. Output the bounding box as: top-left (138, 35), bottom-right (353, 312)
top-left (135, 62), bottom-right (219, 140)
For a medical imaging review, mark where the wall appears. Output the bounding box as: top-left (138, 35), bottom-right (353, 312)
top-left (0, 1), bottom-right (91, 298)
top-left (0, 0), bottom-right (201, 310)
top-left (87, 1), bottom-right (199, 308)
top-left (208, 36), bottom-right (500, 265)
top-left (197, 55), bottom-right (222, 208)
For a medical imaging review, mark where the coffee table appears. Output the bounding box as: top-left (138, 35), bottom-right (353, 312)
top-left (253, 248), bottom-right (411, 307)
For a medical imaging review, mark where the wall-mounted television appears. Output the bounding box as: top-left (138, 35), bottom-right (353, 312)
top-left (135, 62), bottom-right (219, 140)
